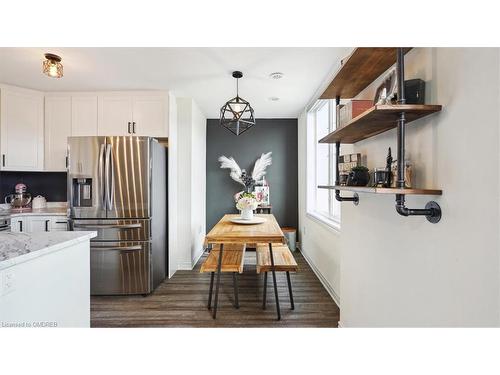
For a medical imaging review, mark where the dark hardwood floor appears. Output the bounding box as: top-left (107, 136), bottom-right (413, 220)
top-left (91, 250), bottom-right (340, 328)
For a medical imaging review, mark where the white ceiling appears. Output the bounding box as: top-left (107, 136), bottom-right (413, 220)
top-left (0, 47), bottom-right (345, 118)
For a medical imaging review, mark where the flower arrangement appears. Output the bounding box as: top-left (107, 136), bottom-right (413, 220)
top-left (234, 192), bottom-right (260, 210)
top-left (234, 192), bottom-right (260, 220)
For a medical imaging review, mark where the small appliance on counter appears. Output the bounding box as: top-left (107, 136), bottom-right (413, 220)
top-left (32, 195), bottom-right (48, 210)
top-left (0, 216), bottom-right (10, 232)
top-left (4, 183), bottom-right (32, 212)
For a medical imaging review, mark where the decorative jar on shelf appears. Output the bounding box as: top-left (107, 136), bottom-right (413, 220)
top-left (347, 166), bottom-right (370, 186)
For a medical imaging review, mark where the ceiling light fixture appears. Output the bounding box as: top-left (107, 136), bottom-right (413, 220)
top-left (220, 71), bottom-right (256, 136)
top-left (43, 53), bottom-right (63, 78)
top-left (269, 72), bottom-right (284, 79)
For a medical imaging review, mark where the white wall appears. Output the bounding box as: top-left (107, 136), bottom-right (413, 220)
top-left (168, 92), bottom-right (179, 278)
top-left (298, 111), bottom-right (342, 305)
top-left (190, 100), bottom-right (207, 266)
top-left (176, 98), bottom-right (207, 270)
top-left (299, 48), bottom-right (500, 327)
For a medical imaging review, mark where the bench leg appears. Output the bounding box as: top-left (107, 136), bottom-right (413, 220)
top-left (286, 271), bottom-right (295, 310)
top-left (233, 272), bottom-right (239, 309)
top-left (269, 243), bottom-right (281, 320)
top-left (212, 244), bottom-right (224, 319)
top-left (207, 272), bottom-right (214, 309)
top-left (262, 272), bottom-right (268, 310)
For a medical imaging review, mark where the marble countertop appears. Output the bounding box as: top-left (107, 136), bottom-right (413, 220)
top-left (0, 204), bottom-right (68, 219)
top-left (0, 231), bottom-right (96, 270)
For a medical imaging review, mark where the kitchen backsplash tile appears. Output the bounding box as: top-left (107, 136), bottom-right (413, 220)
top-left (0, 171), bottom-right (67, 203)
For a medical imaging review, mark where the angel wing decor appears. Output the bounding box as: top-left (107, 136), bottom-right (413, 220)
top-left (218, 152), bottom-right (272, 193)
top-left (218, 156), bottom-right (244, 186)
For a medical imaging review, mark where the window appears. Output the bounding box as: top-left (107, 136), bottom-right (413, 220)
top-left (306, 99), bottom-right (340, 229)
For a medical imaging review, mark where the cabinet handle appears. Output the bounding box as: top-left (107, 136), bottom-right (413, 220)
top-left (2, 154), bottom-right (5, 167)
top-left (19, 221), bottom-right (23, 232)
top-left (132, 122), bottom-right (136, 134)
top-left (65, 156), bottom-right (69, 169)
top-left (127, 122), bottom-right (131, 134)
top-left (45, 219), bottom-right (50, 232)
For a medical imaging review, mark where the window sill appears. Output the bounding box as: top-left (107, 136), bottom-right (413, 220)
top-left (306, 211), bottom-right (341, 233)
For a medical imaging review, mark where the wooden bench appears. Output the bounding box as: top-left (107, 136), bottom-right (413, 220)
top-left (256, 244), bottom-right (298, 310)
top-left (201, 243), bottom-right (246, 310)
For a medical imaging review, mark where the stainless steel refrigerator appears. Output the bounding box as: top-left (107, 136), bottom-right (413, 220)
top-left (68, 136), bottom-right (167, 295)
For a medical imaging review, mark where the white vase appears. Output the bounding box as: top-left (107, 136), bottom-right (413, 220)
top-left (241, 208), bottom-right (254, 220)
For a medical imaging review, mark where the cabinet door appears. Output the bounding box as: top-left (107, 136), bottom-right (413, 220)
top-left (0, 87), bottom-right (44, 171)
top-left (72, 95), bottom-right (98, 136)
top-left (98, 95), bottom-right (133, 136)
top-left (50, 217), bottom-right (69, 231)
top-left (45, 96), bottom-right (71, 171)
top-left (132, 95), bottom-right (168, 137)
top-left (10, 218), bottom-right (26, 233)
top-left (28, 217), bottom-right (51, 232)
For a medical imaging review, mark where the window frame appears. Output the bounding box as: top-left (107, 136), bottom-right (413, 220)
top-left (306, 99), bottom-right (341, 231)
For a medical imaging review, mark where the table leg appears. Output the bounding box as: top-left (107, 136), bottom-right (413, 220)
top-left (268, 242), bottom-right (281, 320)
top-left (207, 272), bottom-right (214, 309)
top-left (286, 271), bottom-right (295, 310)
top-left (212, 243), bottom-right (224, 319)
top-left (233, 272), bottom-right (239, 309)
top-left (262, 271), bottom-right (268, 310)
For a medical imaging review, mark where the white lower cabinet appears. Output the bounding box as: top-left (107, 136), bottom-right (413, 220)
top-left (10, 216), bottom-right (68, 233)
top-left (49, 218), bottom-right (69, 231)
top-left (10, 218), bottom-right (26, 233)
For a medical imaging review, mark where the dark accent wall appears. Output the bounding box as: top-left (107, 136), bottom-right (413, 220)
top-left (206, 118), bottom-right (298, 231)
top-left (0, 172), bottom-right (67, 202)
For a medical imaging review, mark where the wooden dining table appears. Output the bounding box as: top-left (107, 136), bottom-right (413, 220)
top-left (205, 214), bottom-right (286, 320)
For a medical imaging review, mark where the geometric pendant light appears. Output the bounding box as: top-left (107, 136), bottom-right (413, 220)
top-left (220, 71), bottom-right (256, 135)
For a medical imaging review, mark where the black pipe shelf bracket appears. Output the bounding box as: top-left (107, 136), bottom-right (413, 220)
top-left (329, 48), bottom-right (442, 223)
top-left (393, 47), bottom-right (441, 223)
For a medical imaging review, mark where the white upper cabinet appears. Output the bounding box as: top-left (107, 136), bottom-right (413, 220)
top-left (132, 94), bottom-right (169, 137)
top-left (2, 86), bottom-right (169, 172)
top-left (72, 95), bottom-right (98, 136)
top-left (45, 95), bottom-right (71, 171)
top-left (98, 92), bottom-right (168, 137)
top-left (0, 85), bottom-right (44, 171)
top-left (98, 94), bottom-right (133, 136)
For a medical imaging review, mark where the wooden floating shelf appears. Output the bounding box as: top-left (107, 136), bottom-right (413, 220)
top-left (320, 47), bottom-right (412, 99)
top-left (319, 104), bottom-right (442, 144)
top-left (318, 185), bottom-right (442, 196)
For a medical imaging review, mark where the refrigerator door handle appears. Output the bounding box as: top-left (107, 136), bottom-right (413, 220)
top-left (98, 143), bottom-right (106, 208)
top-left (91, 245), bottom-right (143, 252)
top-left (74, 223), bottom-right (142, 230)
top-left (105, 144), bottom-right (115, 210)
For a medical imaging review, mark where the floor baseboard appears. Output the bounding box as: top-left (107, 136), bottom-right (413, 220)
top-left (299, 248), bottom-right (341, 308)
top-left (191, 247), bottom-right (205, 268)
top-left (177, 247), bottom-right (205, 271)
